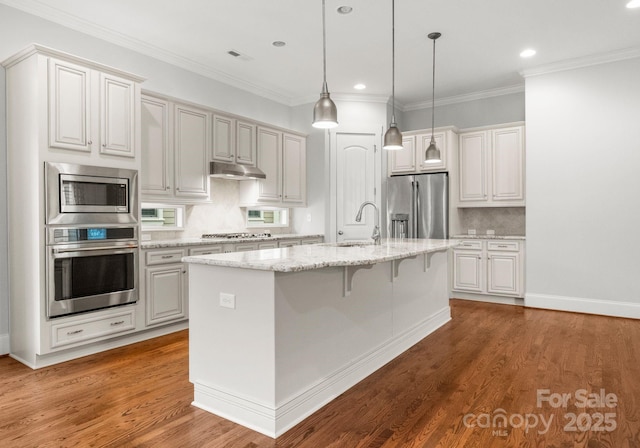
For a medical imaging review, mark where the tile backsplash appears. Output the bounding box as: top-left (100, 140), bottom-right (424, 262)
top-left (457, 207), bottom-right (525, 236)
top-left (142, 178), bottom-right (291, 240)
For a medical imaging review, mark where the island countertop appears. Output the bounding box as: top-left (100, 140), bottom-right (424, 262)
top-left (182, 238), bottom-right (457, 272)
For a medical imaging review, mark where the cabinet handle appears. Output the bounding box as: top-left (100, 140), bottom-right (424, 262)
top-left (67, 329), bottom-right (84, 335)
top-left (161, 255), bottom-right (174, 259)
top-left (110, 320), bottom-right (125, 326)
top-left (497, 245), bottom-right (508, 248)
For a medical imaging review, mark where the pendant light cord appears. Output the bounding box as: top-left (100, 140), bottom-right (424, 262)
top-left (322, 0), bottom-right (327, 89)
top-left (431, 36), bottom-right (436, 136)
top-left (391, 0), bottom-right (395, 121)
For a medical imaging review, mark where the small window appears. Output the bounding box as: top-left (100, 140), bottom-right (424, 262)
top-left (245, 207), bottom-right (289, 228)
top-left (141, 203), bottom-right (185, 231)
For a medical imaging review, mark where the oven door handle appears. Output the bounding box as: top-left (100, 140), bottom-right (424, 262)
top-left (52, 244), bottom-right (138, 254)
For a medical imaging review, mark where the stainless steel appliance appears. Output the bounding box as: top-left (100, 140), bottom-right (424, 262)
top-left (46, 226), bottom-right (139, 318)
top-left (45, 162), bottom-right (138, 225)
top-left (201, 232), bottom-right (273, 239)
top-left (386, 172), bottom-right (448, 239)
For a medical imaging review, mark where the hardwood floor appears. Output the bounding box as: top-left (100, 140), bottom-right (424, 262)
top-left (1, 299), bottom-right (639, 447)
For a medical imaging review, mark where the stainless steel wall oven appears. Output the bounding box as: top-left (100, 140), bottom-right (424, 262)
top-left (44, 162), bottom-right (140, 318)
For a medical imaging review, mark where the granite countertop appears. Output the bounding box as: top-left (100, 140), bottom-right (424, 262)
top-left (141, 233), bottom-right (324, 249)
top-left (451, 235), bottom-right (526, 240)
top-left (182, 238), bottom-right (457, 272)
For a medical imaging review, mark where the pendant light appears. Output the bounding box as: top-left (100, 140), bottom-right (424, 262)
top-left (383, 0), bottom-right (402, 150)
top-left (312, 0), bottom-right (338, 129)
top-left (424, 32), bottom-right (442, 164)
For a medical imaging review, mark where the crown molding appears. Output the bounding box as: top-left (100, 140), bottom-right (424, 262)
top-left (402, 84), bottom-right (525, 112)
top-left (520, 46), bottom-right (640, 78)
top-left (0, 0), bottom-right (296, 105)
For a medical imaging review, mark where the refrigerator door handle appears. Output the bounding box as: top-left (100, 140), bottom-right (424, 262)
top-left (415, 180), bottom-right (420, 239)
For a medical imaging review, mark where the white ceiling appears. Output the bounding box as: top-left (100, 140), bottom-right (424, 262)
top-left (3, 0), bottom-right (640, 108)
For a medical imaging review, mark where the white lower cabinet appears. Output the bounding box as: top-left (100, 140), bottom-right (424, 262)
top-left (144, 249), bottom-right (188, 326)
top-left (452, 239), bottom-right (524, 299)
top-left (51, 309), bottom-right (136, 349)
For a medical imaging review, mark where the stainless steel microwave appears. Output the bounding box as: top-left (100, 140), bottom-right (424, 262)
top-left (45, 162), bottom-right (138, 225)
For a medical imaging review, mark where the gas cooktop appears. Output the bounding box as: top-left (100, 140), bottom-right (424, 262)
top-left (201, 232), bottom-right (273, 239)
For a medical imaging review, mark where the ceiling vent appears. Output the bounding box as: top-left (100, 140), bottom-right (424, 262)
top-left (227, 49), bottom-right (253, 61)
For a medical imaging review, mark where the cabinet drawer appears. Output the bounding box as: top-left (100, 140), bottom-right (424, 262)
top-left (51, 309), bottom-right (135, 348)
top-left (235, 243), bottom-right (258, 252)
top-left (146, 249), bottom-right (186, 265)
top-left (487, 241), bottom-right (520, 252)
top-left (302, 238), bottom-right (323, 245)
top-left (189, 246), bottom-right (223, 256)
top-left (258, 242), bottom-right (278, 249)
top-left (456, 240), bottom-right (483, 250)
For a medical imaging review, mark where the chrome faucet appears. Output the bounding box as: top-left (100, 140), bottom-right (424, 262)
top-left (355, 201), bottom-right (381, 245)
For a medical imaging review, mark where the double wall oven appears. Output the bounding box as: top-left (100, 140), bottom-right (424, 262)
top-left (45, 162), bottom-right (139, 318)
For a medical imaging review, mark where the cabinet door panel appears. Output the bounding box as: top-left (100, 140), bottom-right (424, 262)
top-left (282, 133), bottom-right (305, 204)
top-left (453, 250), bottom-right (483, 292)
top-left (174, 104), bottom-right (209, 197)
top-left (459, 132), bottom-right (488, 202)
top-left (100, 74), bottom-right (135, 157)
top-left (48, 58), bottom-right (91, 151)
top-left (492, 127), bottom-right (524, 202)
top-left (212, 115), bottom-right (234, 162)
top-left (141, 95), bottom-right (171, 195)
top-left (418, 131), bottom-right (447, 172)
top-left (487, 252), bottom-right (520, 296)
top-left (389, 136), bottom-right (416, 174)
top-left (236, 121), bottom-right (256, 165)
top-left (256, 127), bottom-right (281, 201)
top-left (146, 264), bottom-right (186, 326)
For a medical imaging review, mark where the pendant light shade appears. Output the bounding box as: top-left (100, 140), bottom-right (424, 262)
top-left (424, 32), bottom-right (442, 164)
top-left (383, 0), bottom-right (403, 150)
top-left (312, 0), bottom-right (338, 129)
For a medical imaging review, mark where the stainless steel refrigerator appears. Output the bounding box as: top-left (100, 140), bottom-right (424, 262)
top-left (386, 172), bottom-right (449, 239)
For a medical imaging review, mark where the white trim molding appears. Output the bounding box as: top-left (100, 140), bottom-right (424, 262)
top-left (520, 46), bottom-right (640, 78)
top-left (526, 293), bottom-right (640, 320)
top-left (402, 85), bottom-right (525, 112)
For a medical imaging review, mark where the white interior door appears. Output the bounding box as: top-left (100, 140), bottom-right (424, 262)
top-left (335, 132), bottom-right (377, 241)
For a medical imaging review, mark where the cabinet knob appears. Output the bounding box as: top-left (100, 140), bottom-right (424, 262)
top-left (166, 186), bottom-right (170, 190)
top-left (176, 188), bottom-right (180, 191)
top-left (88, 140), bottom-right (93, 145)
top-left (102, 143), bottom-right (107, 147)
top-left (338, 230), bottom-right (344, 235)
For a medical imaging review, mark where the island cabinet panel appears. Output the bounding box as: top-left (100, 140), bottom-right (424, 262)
top-left (187, 249), bottom-right (451, 438)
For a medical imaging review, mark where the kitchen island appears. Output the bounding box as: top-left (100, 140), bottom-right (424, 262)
top-left (183, 238), bottom-right (457, 437)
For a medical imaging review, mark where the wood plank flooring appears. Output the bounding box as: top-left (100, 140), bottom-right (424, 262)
top-left (2, 299), bottom-right (640, 447)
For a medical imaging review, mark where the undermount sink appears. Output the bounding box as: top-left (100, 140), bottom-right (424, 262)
top-left (331, 241), bottom-right (374, 248)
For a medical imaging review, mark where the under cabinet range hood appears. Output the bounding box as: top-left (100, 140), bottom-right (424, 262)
top-left (209, 162), bottom-right (266, 180)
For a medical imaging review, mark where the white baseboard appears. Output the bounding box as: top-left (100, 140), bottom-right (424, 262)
top-left (525, 293), bottom-right (640, 319)
top-left (451, 292), bottom-right (524, 306)
top-left (0, 333), bottom-right (9, 355)
top-left (192, 306), bottom-right (452, 438)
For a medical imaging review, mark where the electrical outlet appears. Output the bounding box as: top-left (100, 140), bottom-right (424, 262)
top-left (306, 213), bottom-right (312, 223)
top-left (468, 229), bottom-right (476, 235)
top-left (219, 293), bottom-right (236, 309)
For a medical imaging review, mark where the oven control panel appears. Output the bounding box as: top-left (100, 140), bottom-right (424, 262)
top-left (49, 227), bottom-right (137, 244)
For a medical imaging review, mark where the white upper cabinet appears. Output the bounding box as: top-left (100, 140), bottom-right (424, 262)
top-left (141, 94), bottom-right (211, 202)
top-left (388, 127), bottom-right (457, 176)
top-left (48, 58), bottom-right (91, 152)
top-left (212, 114), bottom-right (256, 166)
top-left (458, 123), bottom-right (525, 207)
top-left (48, 57), bottom-right (136, 157)
top-left (239, 127), bottom-right (307, 207)
top-left (141, 95), bottom-right (171, 196)
top-left (174, 103), bottom-right (210, 198)
top-left (388, 136), bottom-right (417, 174)
top-left (282, 133), bottom-right (306, 204)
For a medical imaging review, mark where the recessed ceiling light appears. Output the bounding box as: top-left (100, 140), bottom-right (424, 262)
top-left (272, 41), bottom-right (286, 47)
top-left (627, 0), bottom-right (640, 8)
top-left (520, 48), bottom-right (537, 58)
top-left (337, 6), bottom-right (353, 14)
top-left (354, 83), bottom-right (366, 90)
